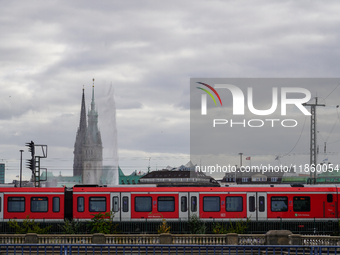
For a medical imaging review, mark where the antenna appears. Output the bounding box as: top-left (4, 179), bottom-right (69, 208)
top-left (148, 157), bottom-right (151, 173)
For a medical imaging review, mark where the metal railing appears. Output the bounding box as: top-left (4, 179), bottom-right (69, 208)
top-left (0, 244), bottom-right (339, 255)
top-left (2, 233), bottom-right (340, 246)
top-left (1, 219), bottom-right (338, 234)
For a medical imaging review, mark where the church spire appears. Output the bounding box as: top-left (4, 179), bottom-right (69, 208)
top-left (91, 78), bottom-right (95, 111)
top-left (79, 86), bottom-right (87, 132)
top-left (73, 86), bottom-right (88, 177)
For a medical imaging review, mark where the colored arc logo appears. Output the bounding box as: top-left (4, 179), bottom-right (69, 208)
top-left (196, 82), bottom-right (223, 106)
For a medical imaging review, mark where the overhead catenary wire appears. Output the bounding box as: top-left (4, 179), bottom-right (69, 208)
top-left (280, 115), bottom-right (307, 159)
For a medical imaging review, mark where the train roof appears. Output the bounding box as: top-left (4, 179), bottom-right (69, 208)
top-left (0, 184), bottom-right (338, 193)
top-left (72, 184), bottom-right (340, 192)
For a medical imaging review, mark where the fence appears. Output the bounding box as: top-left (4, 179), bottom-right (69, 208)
top-left (0, 231), bottom-right (339, 245)
top-left (1, 219), bottom-right (339, 234)
top-left (0, 244), bottom-right (339, 255)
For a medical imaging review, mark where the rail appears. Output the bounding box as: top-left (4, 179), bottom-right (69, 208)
top-left (0, 244), bottom-right (339, 255)
top-left (172, 234), bottom-right (226, 244)
top-left (38, 234), bottom-right (93, 244)
top-left (105, 234), bottom-right (159, 244)
top-left (301, 235), bottom-right (340, 246)
top-left (1, 233), bottom-right (340, 246)
top-left (238, 234), bottom-right (266, 245)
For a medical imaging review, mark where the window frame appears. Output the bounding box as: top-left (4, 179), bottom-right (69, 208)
top-left (89, 197), bottom-right (107, 212)
top-left (271, 196), bottom-right (288, 212)
top-left (122, 196), bottom-right (129, 212)
top-left (135, 196), bottom-right (152, 212)
top-left (112, 196), bottom-right (119, 212)
top-left (31, 197), bottom-right (48, 213)
top-left (157, 196), bottom-right (175, 212)
top-left (226, 196), bottom-right (243, 212)
top-left (181, 196), bottom-right (187, 212)
top-left (203, 196), bottom-right (220, 212)
top-left (77, 196), bottom-right (85, 212)
top-left (293, 196), bottom-right (310, 212)
top-left (191, 196), bottom-right (197, 212)
top-left (52, 197), bottom-right (60, 213)
top-left (7, 197), bottom-right (25, 212)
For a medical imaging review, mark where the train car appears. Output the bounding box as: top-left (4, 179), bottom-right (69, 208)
top-left (72, 184), bottom-right (339, 222)
top-left (0, 184), bottom-right (338, 223)
top-left (0, 187), bottom-right (65, 221)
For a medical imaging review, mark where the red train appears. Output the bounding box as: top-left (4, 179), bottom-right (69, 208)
top-left (0, 184), bottom-right (338, 222)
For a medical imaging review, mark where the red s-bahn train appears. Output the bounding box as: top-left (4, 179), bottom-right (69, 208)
top-left (0, 184), bottom-right (338, 222)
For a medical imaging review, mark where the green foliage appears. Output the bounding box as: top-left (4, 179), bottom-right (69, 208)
top-left (87, 211), bottom-right (119, 234)
top-left (158, 218), bottom-right (171, 234)
top-left (227, 217), bottom-right (250, 234)
top-left (212, 218), bottom-right (251, 234)
top-left (59, 218), bottom-right (82, 234)
top-left (188, 214), bottom-right (206, 234)
top-left (212, 222), bottom-right (228, 234)
top-left (8, 215), bottom-right (52, 234)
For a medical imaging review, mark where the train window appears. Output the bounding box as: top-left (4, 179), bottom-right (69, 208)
top-left (135, 196), bottom-right (152, 212)
top-left (53, 197), bottom-right (60, 212)
top-left (112, 196), bottom-right (119, 212)
top-left (203, 196), bottom-right (220, 212)
top-left (271, 196), bottom-right (288, 212)
top-left (89, 197), bottom-right (106, 212)
top-left (0, 197), bottom-right (1, 212)
top-left (181, 196), bottom-right (187, 212)
top-left (31, 197), bottom-right (48, 212)
top-left (77, 197), bottom-right (84, 212)
top-left (249, 196), bottom-right (255, 212)
top-left (293, 196), bottom-right (310, 212)
top-left (158, 196), bottom-right (175, 212)
top-left (123, 196), bottom-right (129, 212)
top-left (327, 194), bottom-right (333, 203)
top-left (259, 196), bottom-right (265, 212)
top-left (191, 196), bottom-right (197, 212)
top-left (226, 196), bottom-right (243, 212)
top-left (8, 197), bottom-right (25, 212)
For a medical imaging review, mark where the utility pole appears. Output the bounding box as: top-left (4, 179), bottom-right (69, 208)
top-left (303, 97), bottom-right (325, 184)
top-left (239, 153), bottom-right (243, 167)
top-left (19, 150), bottom-right (24, 187)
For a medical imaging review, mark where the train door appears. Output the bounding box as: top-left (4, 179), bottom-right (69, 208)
top-left (247, 192), bottom-right (267, 220)
top-left (189, 192), bottom-right (199, 218)
top-left (324, 193), bottom-right (336, 218)
top-left (0, 193), bottom-right (3, 220)
top-left (179, 192), bottom-right (189, 220)
top-left (110, 192), bottom-right (120, 221)
top-left (121, 192), bottom-right (131, 221)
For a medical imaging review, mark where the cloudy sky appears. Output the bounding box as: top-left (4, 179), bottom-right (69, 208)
top-left (1, 1), bottom-right (340, 182)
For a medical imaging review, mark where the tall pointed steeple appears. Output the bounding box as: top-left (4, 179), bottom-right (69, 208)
top-left (82, 78), bottom-right (103, 184)
top-left (73, 86), bottom-right (87, 177)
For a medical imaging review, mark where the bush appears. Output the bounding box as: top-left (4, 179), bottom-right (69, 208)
top-left (227, 217), bottom-right (250, 234)
top-left (188, 214), bottom-right (206, 234)
top-left (212, 222), bottom-right (228, 234)
top-left (59, 218), bottom-right (82, 234)
top-left (158, 218), bottom-right (170, 234)
top-left (87, 211), bottom-right (119, 234)
top-left (8, 215), bottom-right (52, 234)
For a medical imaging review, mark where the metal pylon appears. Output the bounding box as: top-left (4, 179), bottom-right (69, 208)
top-left (303, 97), bottom-right (325, 184)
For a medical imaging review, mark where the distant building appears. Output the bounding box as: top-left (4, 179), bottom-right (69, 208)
top-left (0, 163), bottom-right (4, 184)
top-left (118, 167), bottom-right (146, 185)
top-left (313, 165), bottom-right (340, 184)
top-left (139, 169), bottom-right (219, 187)
top-left (221, 166), bottom-right (295, 185)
